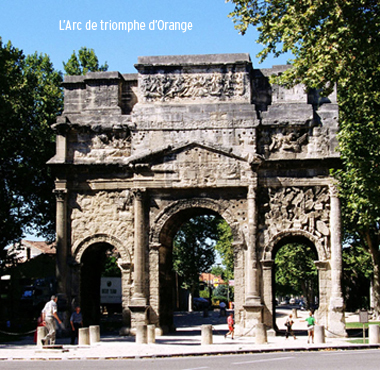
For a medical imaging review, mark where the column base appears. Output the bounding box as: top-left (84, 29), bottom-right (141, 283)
top-left (327, 297), bottom-right (347, 338)
top-left (129, 304), bottom-right (149, 333)
top-left (240, 303), bottom-right (264, 337)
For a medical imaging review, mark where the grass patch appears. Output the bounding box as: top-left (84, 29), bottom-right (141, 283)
top-left (347, 338), bottom-right (369, 344)
top-left (346, 322), bottom-right (380, 329)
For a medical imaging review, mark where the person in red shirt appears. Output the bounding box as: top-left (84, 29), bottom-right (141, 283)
top-left (225, 313), bottom-right (234, 339)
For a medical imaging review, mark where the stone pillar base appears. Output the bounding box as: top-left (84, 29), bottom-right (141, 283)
top-left (327, 297), bottom-right (347, 338)
top-left (129, 305), bottom-right (149, 331)
top-left (242, 304), bottom-right (263, 337)
top-left (255, 323), bottom-right (267, 344)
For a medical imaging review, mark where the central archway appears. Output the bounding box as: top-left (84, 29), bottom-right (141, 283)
top-left (149, 198), bottom-right (244, 333)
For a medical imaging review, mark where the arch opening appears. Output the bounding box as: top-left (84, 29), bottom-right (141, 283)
top-left (272, 235), bottom-right (319, 334)
top-left (80, 243), bottom-right (121, 327)
top-left (156, 207), bottom-right (235, 332)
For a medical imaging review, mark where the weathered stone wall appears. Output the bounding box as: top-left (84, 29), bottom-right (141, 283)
top-left (49, 53), bottom-right (345, 337)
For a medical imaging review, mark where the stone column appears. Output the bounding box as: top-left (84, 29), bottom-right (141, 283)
top-left (53, 183), bottom-right (68, 298)
top-left (131, 188), bottom-right (147, 306)
top-left (261, 259), bottom-right (275, 334)
top-left (245, 184), bottom-right (261, 305)
top-left (327, 184), bottom-right (347, 337)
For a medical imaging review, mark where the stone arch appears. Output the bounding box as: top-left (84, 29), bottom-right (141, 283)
top-left (72, 233), bottom-right (131, 265)
top-left (262, 229), bottom-right (327, 262)
top-left (150, 197), bottom-right (245, 248)
top-left (148, 197), bottom-right (244, 332)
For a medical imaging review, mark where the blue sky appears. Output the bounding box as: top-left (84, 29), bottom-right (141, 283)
top-left (0, 0), bottom-right (291, 74)
top-left (1, 1), bottom-right (291, 242)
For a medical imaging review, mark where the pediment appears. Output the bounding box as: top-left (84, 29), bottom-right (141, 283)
top-left (128, 141), bottom-right (255, 187)
top-left (128, 141), bottom-right (249, 165)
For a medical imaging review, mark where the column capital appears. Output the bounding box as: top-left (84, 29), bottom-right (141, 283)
top-left (132, 188), bottom-right (146, 201)
top-left (53, 188), bottom-right (67, 202)
top-left (329, 183), bottom-right (339, 198)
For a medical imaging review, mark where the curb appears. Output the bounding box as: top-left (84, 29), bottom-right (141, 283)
top-left (1, 342), bottom-right (380, 361)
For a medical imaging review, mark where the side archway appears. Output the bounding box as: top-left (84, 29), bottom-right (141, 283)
top-left (261, 230), bottom-right (326, 331)
top-left (71, 234), bottom-right (131, 326)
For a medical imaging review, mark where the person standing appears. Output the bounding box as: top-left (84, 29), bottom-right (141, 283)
top-left (224, 313), bottom-right (234, 339)
top-left (41, 295), bottom-right (62, 345)
top-left (305, 311), bottom-right (316, 344)
top-left (285, 313), bottom-right (297, 340)
top-left (70, 306), bottom-right (83, 345)
top-left (219, 301), bottom-right (227, 317)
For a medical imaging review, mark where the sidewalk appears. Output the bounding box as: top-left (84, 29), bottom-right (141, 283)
top-left (0, 309), bottom-right (378, 361)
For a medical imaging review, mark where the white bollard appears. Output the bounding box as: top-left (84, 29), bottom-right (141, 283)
top-left (314, 325), bottom-right (326, 344)
top-left (136, 324), bottom-right (148, 344)
top-left (78, 327), bottom-right (90, 345)
top-left (36, 326), bottom-right (47, 347)
top-left (89, 325), bottom-right (100, 344)
top-left (369, 324), bottom-right (380, 344)
top-left (201, 324), bottom-right (213, 345)
top-left (147, 324), bottom-right (156, 344)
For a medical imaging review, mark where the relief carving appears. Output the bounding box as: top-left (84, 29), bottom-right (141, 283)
top-left (72, 131), bottom-right (131, 161)
top-left (258, 126), bottom-right (330, 158)
top-left (150, 147), bottom-right (250, 186)
top-left (70, 190), bottom-right (134, 245)
top-left (260, 186), bottom-right (330, 253)
top-left (140, 71), bottom-right (248, 102)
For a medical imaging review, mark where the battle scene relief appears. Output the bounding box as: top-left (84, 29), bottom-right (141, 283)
top-left (259, 186), bottom-right (331, 258)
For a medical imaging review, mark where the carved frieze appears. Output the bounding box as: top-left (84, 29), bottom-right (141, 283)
top-left (70, 131), bottom-right (131, 162)
top-left (259, 186), bottom-right (330, 254)
top-left (150, 146), bottom-right (252, 187)
top-left (258, 126), bottom-right (330, 159)
top-left (140, 71), bottom-right (249, 103)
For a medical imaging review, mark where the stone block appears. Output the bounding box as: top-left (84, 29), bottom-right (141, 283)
top-left (369, 324), bottom-right (380, 344)
top-left (201, 324), bottom-right (213, 345)
top-left (78, 327), bottom-right (90, 345)
top-left (89, 325), bottom-right (100, 344)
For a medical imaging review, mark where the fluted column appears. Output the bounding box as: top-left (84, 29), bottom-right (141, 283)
top-left (131, 188), bottom-right (147, 306)
top-left (327, 184), bottom-right (347, 337)
top-left (329, 184), bottom-right (343, 301)
top-left (53, 185), bottom-right (68, 297)
top-left (245, 184), bottom-right (261, 305)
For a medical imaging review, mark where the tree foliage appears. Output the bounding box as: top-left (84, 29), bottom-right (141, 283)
top-left (173, 215), bottom-right (219, 292)
top-left (0, 39), bottom-right (62, 259)
top-left (63, 47), bottom-right (108, 75)
top-left (214, 219), bottom-right (234, 279)
top-left (275, 243), bottom-right (318, 308)
top-left (342, 245), bottom-right (372, 311)
top-left (227, 0), bottom-right (380, 315)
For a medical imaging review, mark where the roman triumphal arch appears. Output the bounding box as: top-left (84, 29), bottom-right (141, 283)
top-left (48, 53), bottom-right (346, 337)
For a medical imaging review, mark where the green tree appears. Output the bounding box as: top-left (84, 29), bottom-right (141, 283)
top-left (215, 219), bottom-right (234, 280)
top-left (0, 39), bottom-right (62, 263)
top-left (63, 47), bottom-right (108, 75)
top-left (173, 215), bottom-right (218, 310)
top-left (275, 243), bottom-right (318, 309)
top-left (227, 0), bottom-right (380, 316)
top-left (342, 244), bottom-right (372, 311)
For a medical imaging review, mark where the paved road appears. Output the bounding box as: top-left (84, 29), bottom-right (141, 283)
top-left (1, 349), bottom-right (380, 370)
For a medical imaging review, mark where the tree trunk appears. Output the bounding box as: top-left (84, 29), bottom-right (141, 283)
top-left (365, 231), bottom-right (380, 319)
